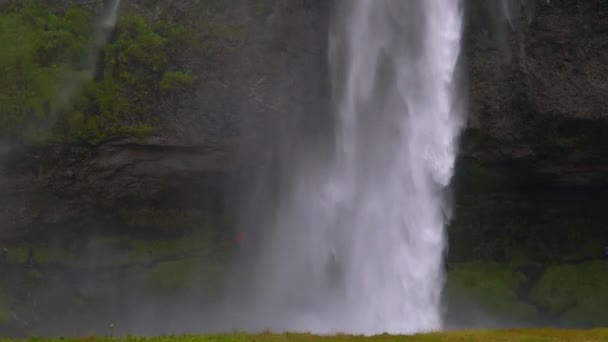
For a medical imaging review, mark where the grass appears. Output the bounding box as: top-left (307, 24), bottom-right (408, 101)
top-left (2, 330), bottom-right (608, 342)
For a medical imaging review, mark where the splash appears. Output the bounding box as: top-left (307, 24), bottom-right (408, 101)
top-left (239, 0), bottom-right (464, 335)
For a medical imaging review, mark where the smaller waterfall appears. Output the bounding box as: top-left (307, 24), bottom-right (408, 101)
top-left (93, 0), bottom-right (122, 63)
top-left (103, 0), bottom-right (123, 29)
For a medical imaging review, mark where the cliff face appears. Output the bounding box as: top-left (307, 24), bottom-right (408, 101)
top-left (451, 0), bottom-right (608, 262)
top-left (463, 0), bottom-right (608, 183)
top-left (4, 0), bottom-right (601, 254)
top-left (0, 0), bottom-right (328, 240)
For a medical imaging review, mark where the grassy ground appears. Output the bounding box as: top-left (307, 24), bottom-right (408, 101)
top-left (3, 330), bottom-right (608, 342)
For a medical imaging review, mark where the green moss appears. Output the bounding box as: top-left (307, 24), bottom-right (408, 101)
top-left (119, 252), bottom-right (226, 298)
top-left (530, 261), bottom-right (608, 326)
top-left (137, 259), bottom-right (214, 296)
top-left (446, 262), bottom-right (538, 321)
top-left (561, 241), bottom-right (606, 262)
top-left (0, 4), bottom-right (195, 145)
top-left (5, 245), bottom-right (76, 266)
top-left (96, 208), bottom-right (231, 267)
top-left (0, 4), bottom-right (92, 143)
top-left (90, 14), bottom-right (168, 130)
top-left (31, 246), bottom-right (74, 265)
top-left (160, 71), bottom-right (194, 94)
top-left (144, 260), bottom-right (195, 295)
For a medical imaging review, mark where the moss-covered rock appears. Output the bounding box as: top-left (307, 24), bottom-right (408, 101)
top-left (445, 262), bottom-right (538, 322)
top-left (133, 258), bottom-right (225, 298)
top-left (4, 245), bottom-right (77, 267)
top-left (530, 261), bottom-right (608, 326)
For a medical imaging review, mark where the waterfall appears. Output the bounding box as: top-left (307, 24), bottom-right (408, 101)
top-left (238, 0), bottom-right (464, 335)
top-left (104, 0), bottom-right (122, 29)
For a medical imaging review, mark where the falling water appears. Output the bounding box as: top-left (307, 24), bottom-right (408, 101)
top-left (240, 0), bottom-right (464, 335)
top-left (103, 0), bottom-right (123, 29)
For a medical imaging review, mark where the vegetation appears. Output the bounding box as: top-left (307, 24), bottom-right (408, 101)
top-left (445, 262), bottom-right (537, 321)
top-left (444, 260), bottom-right (608, 327)
top-left (0, 2), bottom-right (93, 143)
top-left (530, 261), bottom-right (608, 326)
top-left (0, 1), bottom-right (197, 145)
top-left (2, 330), bottom-right (608, 342)
top-left (160, 71), bottom-right (194, 95)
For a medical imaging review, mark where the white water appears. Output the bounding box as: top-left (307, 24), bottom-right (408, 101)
top-left (241, 0), bottom-right (463, 335)
top-left (104, 0), bottom-right (122, 29)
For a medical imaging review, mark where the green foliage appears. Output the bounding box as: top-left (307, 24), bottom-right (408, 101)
top-left (446, 262), bottom-right (538, 321)
top-left (0, 3), bottom-right (194, 144)
top-left (530, 261), bottom-right (608, 326)
top-left (0, 4), bottom-right (92, 143)
top-left (64, 14), bottom-right (168, 141)
top-left (135, 258), bottom-right (224, 297)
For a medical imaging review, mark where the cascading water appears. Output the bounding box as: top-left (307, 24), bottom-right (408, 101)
top-left (103, 0), bottom-right (122, 29)
top-left (239, 0), bottom-right (464, 335)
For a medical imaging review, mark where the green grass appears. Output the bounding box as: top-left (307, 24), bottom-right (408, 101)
top-left (2, 330), bottom-right (608, 342)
